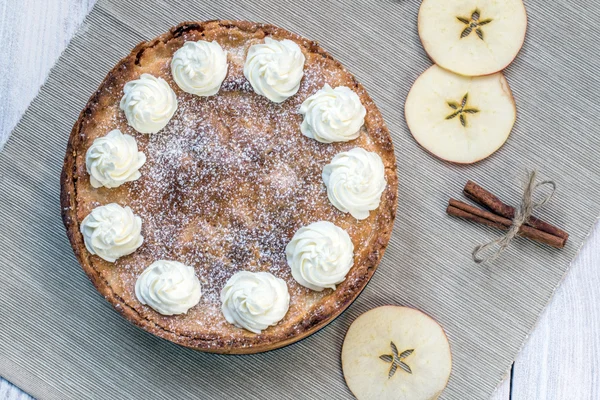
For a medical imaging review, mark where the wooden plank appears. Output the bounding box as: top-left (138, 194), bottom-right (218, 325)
top-left (511, 222), bottom-right (600, 399)
top-left (0, 0), bottom-right (96, 150)
top-left (0, 378), bottom-right (33, 400)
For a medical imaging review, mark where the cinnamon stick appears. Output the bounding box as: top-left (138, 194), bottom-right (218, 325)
top-left (464, 180), bottom-right (569, 242)
top-left (447, 199), bottom-right (566, 249)
top-left (446, 204), bottom-right (507, 231)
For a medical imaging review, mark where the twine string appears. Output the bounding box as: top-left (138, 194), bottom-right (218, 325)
top-left (472, 171), bottom-right (556, 264)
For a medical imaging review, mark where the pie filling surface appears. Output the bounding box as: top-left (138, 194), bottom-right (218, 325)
top-left (61, 20), bottom-right (398, 353)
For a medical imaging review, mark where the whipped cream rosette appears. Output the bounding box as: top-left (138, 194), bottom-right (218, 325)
top-left (85, 129), bottom-right (146, 189)
top-left (221, 271), bottom-right (290, 333)
top-left (299, 84), bottom-right (366, 143)
top-left (171, 40), bottom-right (228, 96)
top-left (80, 203), bottom-right (143, 262)
top-left (135, 260), bottom-right (202, 316)
top-left (286, 221), bottom-right (354, 291)
top-left (120, 73), bottom-right (177, 134)
top-left (243, 37), bottom-right (305, 103)
top-left (322, 147), bottom-right (387, 220)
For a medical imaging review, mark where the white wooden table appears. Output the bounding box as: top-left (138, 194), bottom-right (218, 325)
top-left (0, 1), bottom-right (598, 398)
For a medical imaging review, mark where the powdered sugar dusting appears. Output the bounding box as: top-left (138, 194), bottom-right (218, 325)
top-left (74, 27), bottom-right (393, 340)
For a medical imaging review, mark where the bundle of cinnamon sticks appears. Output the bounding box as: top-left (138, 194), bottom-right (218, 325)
top-left (447, 181), bottom-right (568, 249)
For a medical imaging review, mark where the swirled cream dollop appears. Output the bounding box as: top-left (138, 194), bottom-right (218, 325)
top-left (80, 203), bottom-right (143, 262)
top-left (171, 40), bottom-right (228, 96)
top-left (135, 260), bottom-right (202, 316)
top-left (322, 147), bottom-right (387, 220)
top-left (119, 73), bottom-right (177, 134)
top-left (85, 129), bottom-right (146, 189)
top-left (220, 271), bottom-right (290, 334)
top-left (243, 37), bottom-right (305, 103)
top-left (299, 84), bottom-right (366, 143)
top-left (286, 221), bottom-right (354, 292)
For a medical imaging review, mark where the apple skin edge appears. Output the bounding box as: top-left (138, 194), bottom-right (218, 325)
top-left (341, 305), bottom-right (453, 400)
top-left (417, 0), bottom-right (528, 77)
top-left (404, 65), bottom-right (518, 165)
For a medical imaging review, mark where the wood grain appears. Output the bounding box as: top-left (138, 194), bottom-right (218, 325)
top-left (0, 378), bottom-right (32, 400)
top-left (511, 222), bottom-right (600, 399)
top-left (0, 0), bottom-right (598, 399)
top-left (0, 0), bottom-right (96, 151)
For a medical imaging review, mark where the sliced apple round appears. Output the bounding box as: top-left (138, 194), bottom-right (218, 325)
top-left (418, 0), bottom-right (527, 76)
top-left (405, 65), bottom-right (516, 164)
top-left (342, 306), bottom-right (452, 400)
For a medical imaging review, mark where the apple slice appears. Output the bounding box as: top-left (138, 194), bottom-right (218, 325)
top-left (342, 306), bottom-right (452, 400)
top-left (418, 0), bottom-right (527, 76)
top-left (405, 65), bottom-right (516, 164)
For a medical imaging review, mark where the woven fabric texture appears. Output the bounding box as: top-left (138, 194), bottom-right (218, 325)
top-left (1, 0), bottom-right (599, 398)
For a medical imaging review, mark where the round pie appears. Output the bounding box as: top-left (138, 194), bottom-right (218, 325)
top-left (60, 20), bottom-right (398, 353)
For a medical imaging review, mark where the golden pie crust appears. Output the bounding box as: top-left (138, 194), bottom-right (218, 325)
top-left (60, 20), bottom-right (398, 354)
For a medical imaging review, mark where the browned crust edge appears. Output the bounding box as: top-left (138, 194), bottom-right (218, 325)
top-left (60, 20), bottom-right (398, 354)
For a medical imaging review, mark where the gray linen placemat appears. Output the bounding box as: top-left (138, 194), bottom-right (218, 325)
top-left (1, 0), bottom-right (599, 398)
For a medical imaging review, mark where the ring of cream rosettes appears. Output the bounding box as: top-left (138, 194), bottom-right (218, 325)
top-left (79, 37), bottom-right (387, 334)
